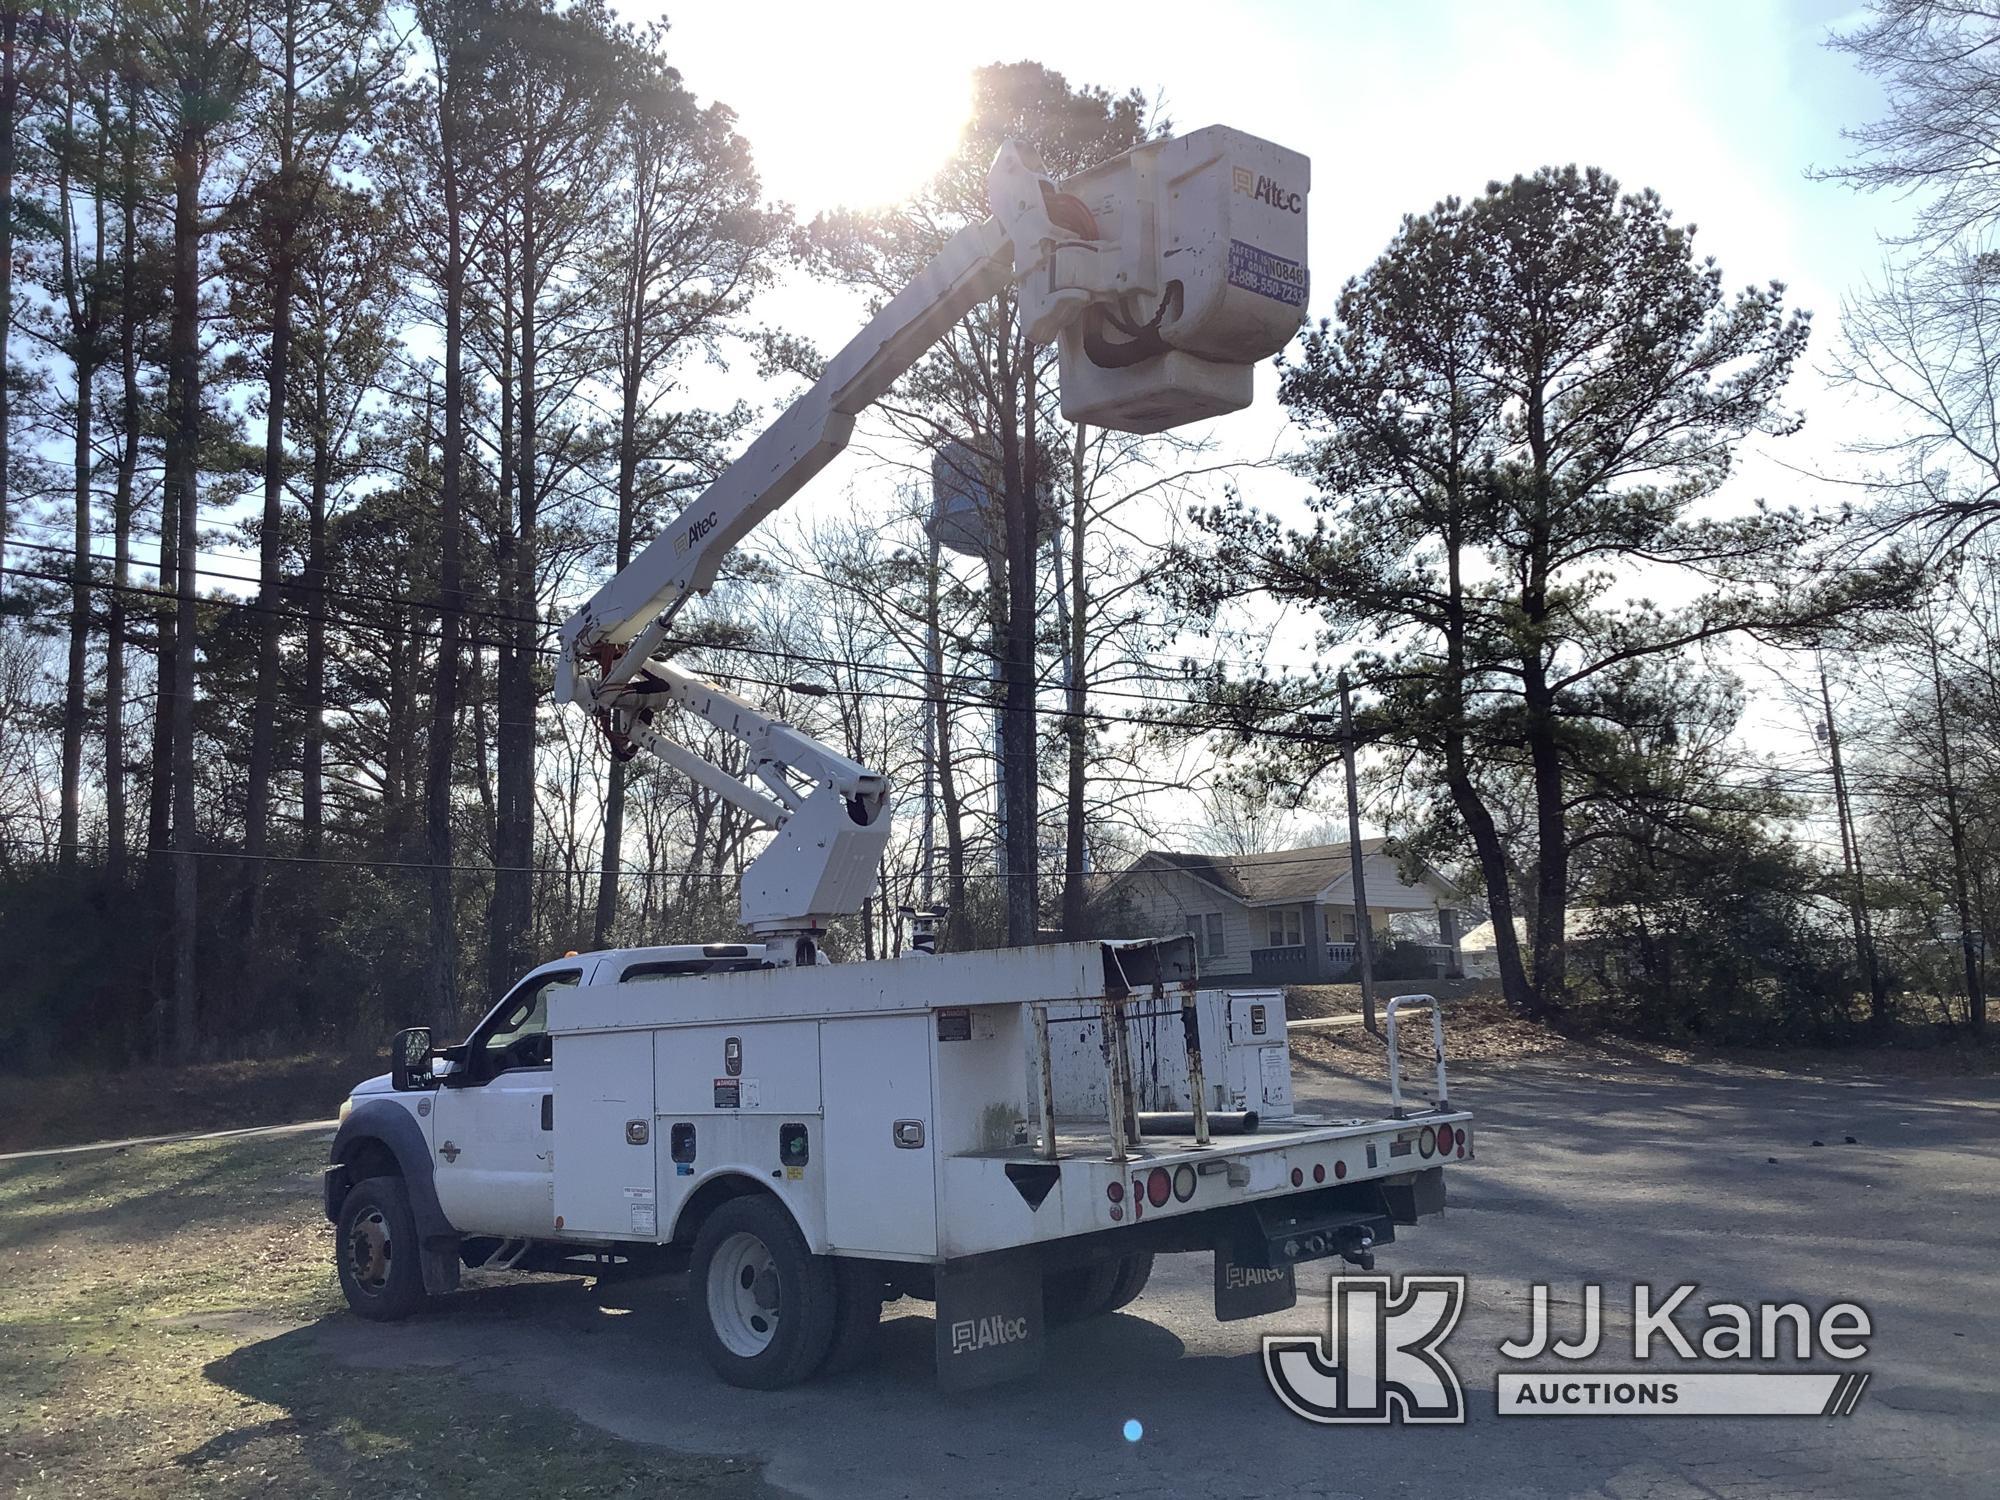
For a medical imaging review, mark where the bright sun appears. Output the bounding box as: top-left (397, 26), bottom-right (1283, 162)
top-left (661, 5), bottom-right (976, 214)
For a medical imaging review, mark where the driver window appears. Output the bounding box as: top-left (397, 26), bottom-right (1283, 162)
top-left (479, 971), bottom-right (578, 1077)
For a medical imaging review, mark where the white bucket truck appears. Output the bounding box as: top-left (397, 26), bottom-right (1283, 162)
top-left (325, 124), bottom-right (1474, 1388)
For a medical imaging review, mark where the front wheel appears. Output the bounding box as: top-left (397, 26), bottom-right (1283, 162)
top-left (689, 1196), bottom-right (837, 1388)
top-left (336, 1176), bottom-right (427, 1322)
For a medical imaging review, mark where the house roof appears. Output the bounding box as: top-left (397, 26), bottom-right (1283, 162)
top-left (1129, 840), bottom-right (1399, 905)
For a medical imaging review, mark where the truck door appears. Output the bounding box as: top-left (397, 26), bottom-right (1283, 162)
top-left (431, 967), bottom-right (581, 1238)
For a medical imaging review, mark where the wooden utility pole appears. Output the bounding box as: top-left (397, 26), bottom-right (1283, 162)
top-left (1339, 672), bottom-right (1378, 1034)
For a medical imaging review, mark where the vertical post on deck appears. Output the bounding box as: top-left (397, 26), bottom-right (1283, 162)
top-left (1033, 1003), bottom-right (1057, 1160)
top-left (1340, 671), bottom-right (1378, 1035)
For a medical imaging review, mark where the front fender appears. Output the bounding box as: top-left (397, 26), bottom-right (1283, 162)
top-left (326, 1097), bottom-right (461, 1294)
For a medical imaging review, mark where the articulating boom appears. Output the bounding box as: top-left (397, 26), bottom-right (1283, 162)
top-left (556, 127), bottom-right (1310, 958)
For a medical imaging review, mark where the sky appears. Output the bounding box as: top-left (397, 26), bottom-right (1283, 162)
top-left (642, 0), bottom-right (1904, 762)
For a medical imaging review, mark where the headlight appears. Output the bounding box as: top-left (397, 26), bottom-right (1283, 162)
top-left (338, 1096), bottom-right (353, 1124)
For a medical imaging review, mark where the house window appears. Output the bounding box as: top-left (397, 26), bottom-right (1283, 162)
top-left (1184, 912), bottom-right (1225, 958)
top-left (1266, 905), bottom-right (1303, 947)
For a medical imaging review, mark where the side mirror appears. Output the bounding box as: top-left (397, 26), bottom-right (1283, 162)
top-left (390, 1027), bottom-right (434, 1091)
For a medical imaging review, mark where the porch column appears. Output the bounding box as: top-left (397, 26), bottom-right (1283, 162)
top-left (1439, 906), bottom-right (1462, 977)
top-left (1307, 902), bottom-right (1333, 981)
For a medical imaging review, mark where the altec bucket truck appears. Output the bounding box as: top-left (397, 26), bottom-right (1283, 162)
top-left (324, 126), bottom-right (1474, 1389)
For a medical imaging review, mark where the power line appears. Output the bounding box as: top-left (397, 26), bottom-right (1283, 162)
top-left (0, 558), bottom-right (1333, 746)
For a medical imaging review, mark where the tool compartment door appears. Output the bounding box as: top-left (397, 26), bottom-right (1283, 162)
top-left (820, 1015), bottom-right (937, 1257)
top-left (552, 1029), bottom-right (659, 1239)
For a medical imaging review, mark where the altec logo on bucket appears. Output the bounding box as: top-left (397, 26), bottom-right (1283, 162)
top-left (1263, 1278), bottom-right (1874, 1424)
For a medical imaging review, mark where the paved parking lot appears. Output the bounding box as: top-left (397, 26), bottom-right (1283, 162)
top-left (320, 1051), bottom-right (2000, 1499)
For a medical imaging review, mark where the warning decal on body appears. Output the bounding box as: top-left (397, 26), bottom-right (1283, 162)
top-left (1227, 239), bottom-right (1308, 308)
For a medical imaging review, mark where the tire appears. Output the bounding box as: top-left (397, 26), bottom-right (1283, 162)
top-left (336, 1175), bottom-right (427, 1322)
top-left (1103, 1252), bottom-right (1154, 1313)
top-left (689, 1195), bottom-right (838, 1389)
top-left (818, 1257), bottom-right (888, 1376)
top-left (1044, 1259), bottom-right (1121, 1326)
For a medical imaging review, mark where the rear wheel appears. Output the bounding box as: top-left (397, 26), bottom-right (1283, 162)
top-left (1046, 1252), bottom-right (1153, 1325)
top-left (336, 1176), bottom-right (426, 1322)
top-left (1104, 1252), bottom-right (1154, 1313)
top-left (818, 1258), bottom-right (889, 1376)
top-left (1044, 1259), bottom-right (1121, 1326)
top-left (689, 1196), bottom-right (837, 1389)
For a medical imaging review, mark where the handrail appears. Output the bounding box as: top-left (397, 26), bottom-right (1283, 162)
top-left (1383, 993), bottom-right (1451, 1119)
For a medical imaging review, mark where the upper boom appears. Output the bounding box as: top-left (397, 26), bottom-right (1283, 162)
top-left (556, 127), bottom-right (1310, 957)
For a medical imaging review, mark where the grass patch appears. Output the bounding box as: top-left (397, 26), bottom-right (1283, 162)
top-left (0, 1133), bottom-right (766, 1498)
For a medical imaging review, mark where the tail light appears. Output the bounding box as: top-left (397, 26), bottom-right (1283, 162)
top-left (1418, 1127), bottom-right (1436, 1158)
top-left (1312, 1163), bottom-right (1325, 1184)
top-left (1435, 1124), bottom-right (1454, 1154)
top-left (1145, 1167), bottom-right (1171, 1208)
top-left (1106, 1180), bottom-right (1124, 1203)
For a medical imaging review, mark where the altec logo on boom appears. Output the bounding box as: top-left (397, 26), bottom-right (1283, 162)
top-left (1263, 1278), bottom-right (1874, 1424)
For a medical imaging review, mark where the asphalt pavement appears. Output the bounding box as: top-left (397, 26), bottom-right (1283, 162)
top-left (316, 1050), bottom-right (2000, 1500)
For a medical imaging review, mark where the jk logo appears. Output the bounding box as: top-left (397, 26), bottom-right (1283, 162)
top-left (1263, 1275), bottom-right (1466, 1424)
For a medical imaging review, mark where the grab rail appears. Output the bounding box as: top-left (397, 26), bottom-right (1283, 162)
top-left (1383, 993), bottom-right (1451, 1118)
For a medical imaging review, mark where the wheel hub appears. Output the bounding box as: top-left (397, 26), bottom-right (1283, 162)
top-left (347, 1208), bottom-right (392, 1292)
top-left (708, 1231), bottom-right (783, 1357)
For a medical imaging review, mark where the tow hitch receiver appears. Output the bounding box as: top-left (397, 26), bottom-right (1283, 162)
top-left (1245, 1190), bottom-right (1396, 1273)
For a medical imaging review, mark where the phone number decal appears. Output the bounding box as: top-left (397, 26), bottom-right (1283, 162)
top-left (1227, 240), bottom-right (1309, 308)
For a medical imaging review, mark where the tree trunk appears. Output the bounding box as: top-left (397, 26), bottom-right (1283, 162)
top-left (1060, 422), bottom-right (1087, 938)
top-left (301, 407), bottom-right (328, 853)
top-left (1926, 623), bottom-right (1985, 1033)
top-left (244, 1), bottom-right (301, 871)
top-left (593, 297), bottom-right (643, 947)
top-left (106, 53), bottom-right (141, 887)
top-left (166, 121), bottom-right (203, 1060)
top-left (424, 39), bottom-right (466, 1033)
top-left (999, 329), bottom-right (1038, 946)
top-left (491, 202), bottom-right (538, 993)
top-left (0, 2), bottom-right (20, 600)
top-left (57, 39), bottom-right (94, 874)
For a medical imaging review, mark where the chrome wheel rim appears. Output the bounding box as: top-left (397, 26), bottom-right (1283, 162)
top-left (707, 1230), bottom-right (781, 1357)
top-left (347, 1207), bottom-right (392, 1294)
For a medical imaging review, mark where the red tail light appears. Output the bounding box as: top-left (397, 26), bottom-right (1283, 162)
top-left (1435, 1124), bottom-right (1454, 1154)
top-left (1334, 1160), bottom-right (1347, 1179)
top-left (1146, 1167), bottom-right (1171, 1208)
top-left (1312, 1163), bottom-right (1326, 1184)
top-left (1106, 1180), bottom-right (1124, 1203)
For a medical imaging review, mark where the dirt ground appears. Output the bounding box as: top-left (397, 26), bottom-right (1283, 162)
top-left (0, 1052), bottom-right (375, 1154)
top-left (1285, 979), bottom-right (2000, 1079)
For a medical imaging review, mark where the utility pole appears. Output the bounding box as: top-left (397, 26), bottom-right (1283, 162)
top-left (1819, 661), bottom-right (1888, 1031)
top-left (1339, 671), bottom-right (1378, 1034)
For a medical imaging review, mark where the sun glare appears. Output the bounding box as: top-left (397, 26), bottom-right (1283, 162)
top-left (666, 7), bottom-right (975, 214)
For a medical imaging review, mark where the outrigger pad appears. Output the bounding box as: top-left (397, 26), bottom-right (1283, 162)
top-left (1214, 1246), bottom-right (1297, 1321)
top-left (935, 1257), bottom-right (1044, 1390)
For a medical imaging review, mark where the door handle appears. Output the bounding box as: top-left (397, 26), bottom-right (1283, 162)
top-left (540, 1094), bottom-right (553, 1131)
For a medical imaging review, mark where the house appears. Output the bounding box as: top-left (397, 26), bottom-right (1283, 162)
top-left (1106, 839), bottom-right (1473, 984)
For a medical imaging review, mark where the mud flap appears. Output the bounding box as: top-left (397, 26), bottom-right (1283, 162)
top-left (1214, 1245), bottom-right (1297, 1321)
top-left (934, 1257), bottom-right (1043, 1390)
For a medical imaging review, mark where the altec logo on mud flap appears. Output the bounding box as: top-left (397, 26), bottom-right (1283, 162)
top-left (1263, 1278), bottom-right (1874, 1424)
top-left (951, 1315), bottom-right (1030, 1357)
top-left (1226, 1264), bottom-right (1290, 1292)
